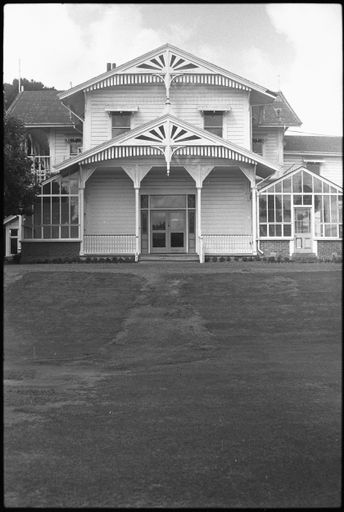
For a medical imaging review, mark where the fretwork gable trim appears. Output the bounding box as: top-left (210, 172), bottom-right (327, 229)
top-left (59, 44), bottom-right (276, 100)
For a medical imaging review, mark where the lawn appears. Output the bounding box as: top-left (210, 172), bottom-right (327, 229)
top-left (4, 265), bottom-right (342, 507)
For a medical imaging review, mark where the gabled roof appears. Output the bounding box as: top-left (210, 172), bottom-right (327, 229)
top-left (6, 90), bottom-right (75, 127)
top-left (284, 135), bottom-right (343, 154)
top-left (3, 215), bottom-right (20, 225)
top-left (257, 165), bottom-right (343, 192)
top-left (253, 91), bottom-right (302, 128)
top-left (58, 43), bottom-right (277, 104)
top-left (55, 113), bottom-right (282, 178)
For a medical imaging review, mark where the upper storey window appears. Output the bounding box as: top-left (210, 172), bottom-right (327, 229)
top-left (203, 112), bottom-right (223, 137)
top-left (252, 138), bottom-right (264, 156)
top-left (68, 138), bottom-right (82, 156)
top-left (112, 112), bottom-right (131, 138)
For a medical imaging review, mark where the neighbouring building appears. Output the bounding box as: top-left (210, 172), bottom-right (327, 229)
top-left (5, 44), bottom-right (343, 262)
top-left (3, 215), bottom-right (22, 258)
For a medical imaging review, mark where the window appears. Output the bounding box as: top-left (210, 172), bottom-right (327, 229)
top-left (10, 229), bottom-right (18, 255)
top-left (305, 161), bottom-right (321, 175)
top-left (203, 112), bottom-right (223, 137)
top-left (251, 106), bottom-right (263, 127)
top-left (68, 138), bottom-right (82, 156)
top-left (111, 112), bottom-right (131, 137)
top-left (252, 138), bottom-right (264, 156)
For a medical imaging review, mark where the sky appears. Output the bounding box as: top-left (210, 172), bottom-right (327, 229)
top-left (3, 3), bottom-right (343, 136)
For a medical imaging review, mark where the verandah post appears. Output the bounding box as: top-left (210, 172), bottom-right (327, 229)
top-left (79, 180), bottom-right (85, 256)
top-left (252, 183), bottom-right (258, 255)
top-left (135, 186), bottom-right (140, 262)
top-left (197, 186), bottom-right (203, 263)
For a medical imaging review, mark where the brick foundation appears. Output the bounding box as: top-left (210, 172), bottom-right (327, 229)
top-left (259, 240), bottom-right (290, 258)
top-left (21, 241), bottom-right (81, 263)
top-left (317, 240), bottom-right (342, 259)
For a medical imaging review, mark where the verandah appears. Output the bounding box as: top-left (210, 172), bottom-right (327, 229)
top-left (23, 163), bottom-right (257, 262)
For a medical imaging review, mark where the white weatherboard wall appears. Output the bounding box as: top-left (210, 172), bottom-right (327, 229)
top-left (283, 154), bottom-right (343, 187)
top-left (83, 84), bottom-right (251, 150)
top-left (321, 157), bottom-right (342, 187)
top-left (252, 128), bottom-right (284, 166)
top-left (141, 167), bottom-right (196, 195)
top-left (49, 129), bottom-right (77, 168)
top-left (84, 169), bottom-right (135, 234)
top-left (201, 168), bottom-right (251, 234)
top-left (171, 86), bottom-right (250, 148)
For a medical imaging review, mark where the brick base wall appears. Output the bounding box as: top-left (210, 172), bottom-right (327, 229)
top-left (317, 240), bottom-right (342, 259)
top-left (259, 240), bottom-right (290, 258)
top-left (21, 241), bottom-right (81, 263)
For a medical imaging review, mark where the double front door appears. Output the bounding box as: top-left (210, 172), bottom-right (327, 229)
top-left (151, 210), bottom-right (186, 252)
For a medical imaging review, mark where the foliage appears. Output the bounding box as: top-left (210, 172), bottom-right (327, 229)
top-left (4, 78), bottom-right (56, 110)
top-left (4, 114), bottom-right (39, 216)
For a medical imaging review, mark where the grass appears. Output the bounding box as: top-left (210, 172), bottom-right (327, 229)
top-left (4, 266), bottom-right (342, 507)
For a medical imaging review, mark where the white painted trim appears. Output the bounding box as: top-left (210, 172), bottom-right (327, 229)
top-left (258, 165), bottom-right (343, 192)
top-left (135, 187), bottom-right (140, 261)
top-left (105, 105), bottom-right (139, 112)
top-left (58, 43), bottom-right (276, 101)
top-left (289, 240), bottom-right (294, 256)
top-left (22, 239), bottom-right (82, 242)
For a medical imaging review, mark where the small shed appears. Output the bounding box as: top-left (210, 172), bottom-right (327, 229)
top-left (3, 215), bottom-right (22, 258)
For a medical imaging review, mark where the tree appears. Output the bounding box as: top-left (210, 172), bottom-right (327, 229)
top-left (4, 114), bottom-right (39, 216)
top-left (4, 78), bottom-right (56, 110)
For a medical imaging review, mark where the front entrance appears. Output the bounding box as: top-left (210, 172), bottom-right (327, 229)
top-left (294, 207), bottom-right (313, 253)
top-left (151, 210), bottom-right (186, 253)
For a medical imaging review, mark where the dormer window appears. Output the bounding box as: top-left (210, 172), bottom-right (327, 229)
top-left (203, 112), bottom-right (223, 137)
top-left (111, 112), bottom-right (131, 137)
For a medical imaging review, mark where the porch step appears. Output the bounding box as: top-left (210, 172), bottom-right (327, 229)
top-left (291, 253), bottom-right (318, 262)
top-left (139, 253), bottom-right (199, 262)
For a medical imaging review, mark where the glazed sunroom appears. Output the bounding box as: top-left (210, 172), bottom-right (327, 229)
top-left (22, 115), bottom-right (280, 262)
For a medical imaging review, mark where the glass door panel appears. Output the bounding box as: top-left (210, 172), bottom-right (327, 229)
top-left (151, 211), bottom-right (167, 251)
top-left (294, 208), bottom-right (312, 253)
top-left (168, 211), bottom-right (185, 251)
top-left (295, 209), bottom-right (311, 233)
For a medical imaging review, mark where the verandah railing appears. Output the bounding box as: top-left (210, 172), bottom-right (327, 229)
top-left (29, 156), bottom-right (51, 183)
top-left (202, 234), bottom-right (252, 254)
top-left (84, 234), bottom-right (136, 254)
top-left (83, 234), bottom-right (252, 256)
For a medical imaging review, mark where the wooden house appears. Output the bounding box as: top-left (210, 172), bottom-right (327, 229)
top-left (6, 44), bottom-right (342, 262)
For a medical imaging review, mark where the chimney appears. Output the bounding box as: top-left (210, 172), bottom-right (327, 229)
top-left (107, 62), bottom-right (116, 71)
top-left (112, 63), bottom-right (116, 69)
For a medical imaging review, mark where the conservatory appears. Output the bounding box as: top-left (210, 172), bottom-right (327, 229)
top-left (257, 166), bottom-right (342, 259)
top-left (22, 175), bottom-right (80, 240)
